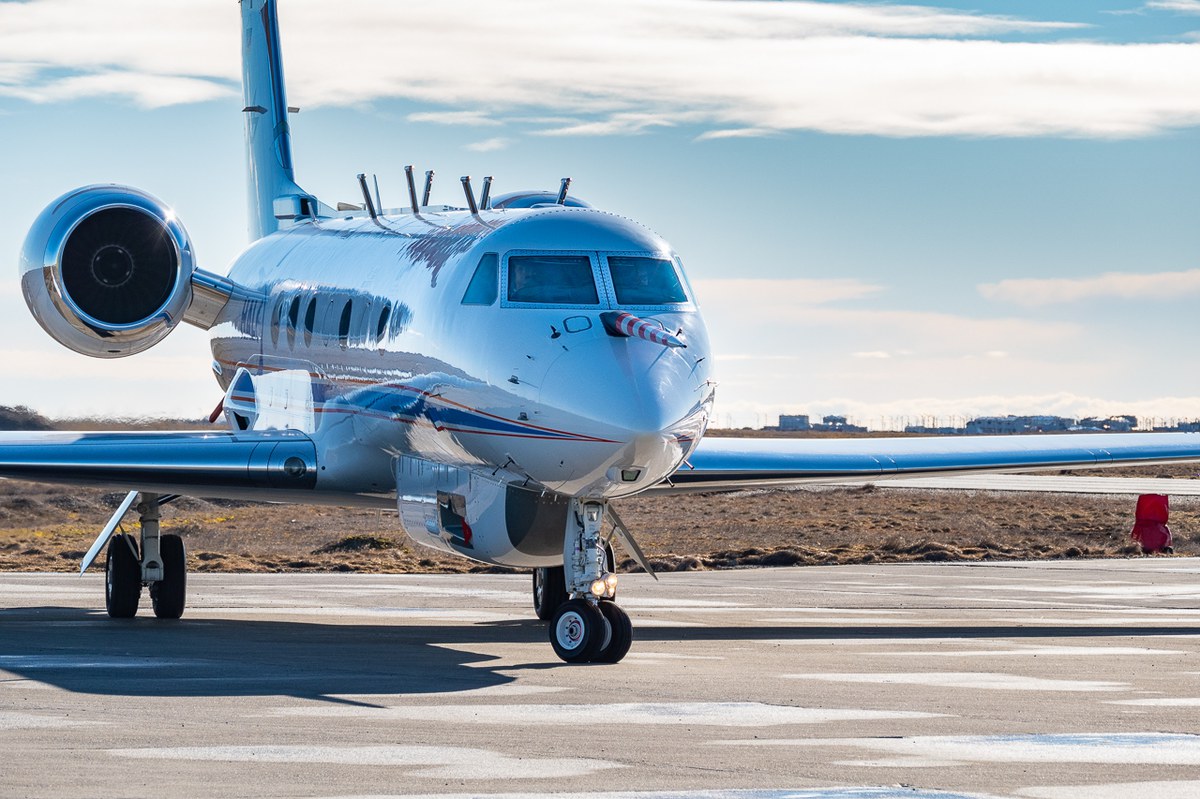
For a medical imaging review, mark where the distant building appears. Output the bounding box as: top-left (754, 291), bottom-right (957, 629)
top-left (812, 415), bottom-right (867, 433)
top-left (964, 415), bottom-right (1074, 435)
top-left (904, 425), bottom-right (963, 435)
top-left (779, 414), bottom-right (811, 431)
top-left (1076, 415), bottom-right (1137, 432)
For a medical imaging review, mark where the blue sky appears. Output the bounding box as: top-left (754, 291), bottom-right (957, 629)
top-left (0, 0), bottom-right (1197, 427)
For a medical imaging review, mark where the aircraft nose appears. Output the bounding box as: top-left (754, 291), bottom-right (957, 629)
top-left (541, 335), bottom-right (703, 441)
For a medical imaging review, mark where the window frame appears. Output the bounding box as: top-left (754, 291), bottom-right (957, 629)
top-left (598, 251), bottom-right (693, 313)
top-left (500, 250), bottom-right (608, 309)
top-left (461, 253), bottom-right (500, 306)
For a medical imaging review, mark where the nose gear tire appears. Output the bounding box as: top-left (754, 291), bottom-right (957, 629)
top-left (549, 598), bottom-right (605, 662)
top-left (593, 601), bottom-right (633, 663)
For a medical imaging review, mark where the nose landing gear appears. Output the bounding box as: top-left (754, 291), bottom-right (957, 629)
top-left (544, 499), bottom-right (633, 664)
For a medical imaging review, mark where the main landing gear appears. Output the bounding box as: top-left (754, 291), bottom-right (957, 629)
top-left (535, 500), bottom-right (633, 664)
top-left (102, 493), bottom-right (187, 619)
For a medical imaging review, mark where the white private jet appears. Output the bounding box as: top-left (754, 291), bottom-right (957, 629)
top-left (5, 1), bottom-right (1200, 663)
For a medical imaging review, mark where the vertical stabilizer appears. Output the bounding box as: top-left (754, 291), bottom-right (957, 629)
top-left (241, 0), bottom-right (314, 240)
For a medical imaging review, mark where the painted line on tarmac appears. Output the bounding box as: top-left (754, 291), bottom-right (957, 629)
top-left (783, 672), bottom-right (1129, 692)
top-left (108, 745), bottom-right (620, 779)
top-left (268, 701), bottom-right (945, 726)
top-left (711, 733), bottom-right (1200, 766)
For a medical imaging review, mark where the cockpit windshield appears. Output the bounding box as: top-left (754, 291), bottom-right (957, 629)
top-left (507, 255), bottom-right (599, 305)
top-left (607, 256), bottom-right (688, 305)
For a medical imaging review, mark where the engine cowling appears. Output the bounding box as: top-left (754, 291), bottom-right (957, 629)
top-left (19, 185), bottom-right (195, 358)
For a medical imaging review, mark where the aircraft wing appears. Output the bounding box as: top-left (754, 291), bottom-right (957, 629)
top-left (0, 430), bottom-right (319, 502)
top-left (664, 432), bottom-right (1200, 493)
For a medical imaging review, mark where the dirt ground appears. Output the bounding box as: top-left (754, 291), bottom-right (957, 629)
top-left (1, 463), bottom-right (1196, 575)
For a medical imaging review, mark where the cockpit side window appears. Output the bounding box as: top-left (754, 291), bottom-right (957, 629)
top-left (506, 255), bottom-right (599, 305)
top-left (462, 253), bottom-right (498, 305)
top-left (607, 256), bottom-right (688, 305)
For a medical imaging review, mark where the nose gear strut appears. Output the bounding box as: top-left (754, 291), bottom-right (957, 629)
top-left (548, 499), bottom-right (633, 663)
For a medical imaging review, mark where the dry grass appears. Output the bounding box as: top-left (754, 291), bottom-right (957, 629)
top-left (1, 463), bottom-right (1197, 574)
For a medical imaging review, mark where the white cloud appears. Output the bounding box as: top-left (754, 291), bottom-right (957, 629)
top-left (465, 137), bottom-right (511, 153)
top-left (1147, 0), bottom-right (1200, 13)
top-left (0, 71), bottom-right (234, 108)
top-left (695, 128), bottom-right (777, 141)
top-left (407, 111), bottom-right (500, 127)
top-left (0, 0), bottom-right (1196, 138)
top-left (853, 351), bottom-right (892, 359)
top-left (979, 268), bottom-right (1200, 306)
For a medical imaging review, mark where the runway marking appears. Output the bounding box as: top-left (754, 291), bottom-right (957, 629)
top-left (760, 618), bottom-right (927, 625)
top-left (1105, 697), bottom-right (1200, 706)
top-left (874, 645), bottom-right (1183, 657)
top-left (615, 598), bottom-right (744, 609)
top-left (0, 711), bottom-right (102, 730)
top-left (783, 672), bottom-right (1129, 692)
top-left (622, 652), bottom-right (725, 661)
top-left (712, 733), bottom-right (1200, 765)
top-left (1016, 780), bottom-right (1200, 799)
top-left (269, 701), bottom-right (945, 727)
top-left (108, 745), bottom-right (620, 779)
top-left (627, 618), bottom-right (707, 628)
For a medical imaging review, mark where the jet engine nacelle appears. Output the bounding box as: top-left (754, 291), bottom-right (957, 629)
top-left (19, 185), bottom-right (196, 358)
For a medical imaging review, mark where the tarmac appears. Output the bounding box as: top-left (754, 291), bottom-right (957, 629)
top-left (3, 560), bottom-right (1200, 799)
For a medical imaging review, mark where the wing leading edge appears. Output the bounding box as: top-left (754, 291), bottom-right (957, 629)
top-left (665, 432), bottom-right (1200, 493)
top-left (0, 430), bottom-right (319, 503)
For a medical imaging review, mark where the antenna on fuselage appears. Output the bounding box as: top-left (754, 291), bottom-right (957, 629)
top-left (480, 176), bottom-right (493, 210)
top-left (404, 165), bottom-right (420, 213)
top-left (556, 177), bottom-right (572, 205)
top-left (356, 173), bottom-right (377, 219)
top-left (461, 176), bottom-right (480, 214)
top-left (372, 174), bottom-right (383, 215)
top-left (422, 170), bottom-right (435, 207)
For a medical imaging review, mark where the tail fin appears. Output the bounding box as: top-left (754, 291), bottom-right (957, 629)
top-left (240, 0), bottom-right (316, 240)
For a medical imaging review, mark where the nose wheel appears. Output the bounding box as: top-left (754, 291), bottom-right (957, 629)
top-left (548, 598), bottom-right (633, 663)
top-left (546, 499), bottom-right (634, 663)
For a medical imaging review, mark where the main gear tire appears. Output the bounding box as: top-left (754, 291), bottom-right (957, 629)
top-left (105, 533), bottom-right (141, 618)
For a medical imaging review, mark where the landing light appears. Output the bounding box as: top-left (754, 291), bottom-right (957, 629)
top-left (621, 468), bottom-right (641, 482)
top-left (605, 574), bottom-right (619, 592)
top-left (591, 579), bottom-right (607, 597)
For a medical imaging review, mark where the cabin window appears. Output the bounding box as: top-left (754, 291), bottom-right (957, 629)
top-left (287, 295), bottom-right (300, 348)
top-left (462, 253), bottom-right (498, 305)
top-left (271, 298), bottom-right (284, 347)
top-left (304, 296), bottom-right (317, 346)
top-left (338, 301), bottom-right (352, 345)
top-left (376, 304), bottom-right (391, 342)
top-left (506, 255), bottom-right (598, 305)
top-left (607, 256), bottom-right (688, 305)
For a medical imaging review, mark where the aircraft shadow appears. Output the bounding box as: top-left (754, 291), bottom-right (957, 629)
top-left (0, 606), bottom-right (552, 702)
top-left (6, 606), bottom-right (1196, 701)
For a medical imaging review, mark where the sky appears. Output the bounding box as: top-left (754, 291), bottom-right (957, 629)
top-left (0, 0), bottom-right (1197, 428)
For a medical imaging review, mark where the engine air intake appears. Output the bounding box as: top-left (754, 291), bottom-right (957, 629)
top-left (60, 208), bottom-right (177, 325)
top-left (20, 185), bottom-right (197, 358)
